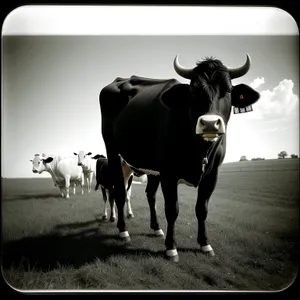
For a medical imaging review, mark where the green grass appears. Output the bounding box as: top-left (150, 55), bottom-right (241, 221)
top-left (1, 159), bottom-right (299, 291)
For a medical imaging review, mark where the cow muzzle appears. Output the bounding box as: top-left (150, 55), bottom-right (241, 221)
top-left (78, 162), bottom-right (82, 166)
top-left (196, 115), bottom-right (225, 142)
top-left (32, 169), bottom-right (38, 173)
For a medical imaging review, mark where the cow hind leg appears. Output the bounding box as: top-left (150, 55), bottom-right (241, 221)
top-left (101, 187), bottom-right (108, 220)
top-left (125, 176), bottom-right (134, 219)
top-left (59, 187), bottom-right (65, 198)
top-left (109, 152), bottom-right (129, 242)
top-left (146, 175), bottom-right (164, 237)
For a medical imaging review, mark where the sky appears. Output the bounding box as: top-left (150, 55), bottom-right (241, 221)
top-left (1, 5), bottom-right (299, 178)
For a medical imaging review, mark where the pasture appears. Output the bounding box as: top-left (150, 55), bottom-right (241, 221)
top-left (1, 159), bottom-right (299, 292)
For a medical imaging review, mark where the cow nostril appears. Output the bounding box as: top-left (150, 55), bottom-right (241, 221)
top-left (216, 119), bottom-right (221, 126)
top-left (200, 119), bottom-right (205, 126)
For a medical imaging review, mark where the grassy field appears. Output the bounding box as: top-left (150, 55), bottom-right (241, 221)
top-left (1, 158), bottom-right (299, 292)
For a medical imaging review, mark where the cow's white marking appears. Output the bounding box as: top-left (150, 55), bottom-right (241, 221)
top-left (119, 231), bottom-right (129, 238)
top-left (196, 114), bottom-right (226, 136)
top-left (200, 244), bottom-right (213, 252)
top-left (154, 229), bottom-right (164, 236)
top-left (166, 249), bottom-right (178, 257)
top-left (120, 156), bottom-right (160, 176)
top-left (177, 178), bottom-right (194, 187)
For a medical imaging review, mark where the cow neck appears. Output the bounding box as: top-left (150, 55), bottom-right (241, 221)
top-left (201, 135), bottom-right (224, 173)
top-left (46, 159), bottom-right (59, 183)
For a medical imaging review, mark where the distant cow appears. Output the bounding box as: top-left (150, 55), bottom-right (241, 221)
top-left (30, 154), bottom-right (85, 198)
top-left (73, 151), bottom-right (96, 193)
top-left (99, 53), bottom-right (260, 261)
top-left (93, 154), bottom-right (134, 222)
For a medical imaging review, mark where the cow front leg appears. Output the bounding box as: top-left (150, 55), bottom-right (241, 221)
top-left (160, 176), bottom-right (179, 262)
top-left (108, 189), bottom-right (116, 222)
top-left (196, 169), bottom-right (219, 257)
top-left (146, 175), bottom-right (164, 237)
top-left (80, 174), bottom-right (84, 195)
top-left (101, 187), bottom-right (108, 220)
top-left (65, 176), bottom-right (71, 199)
top-left (88, 173), bottom-right (93, 193)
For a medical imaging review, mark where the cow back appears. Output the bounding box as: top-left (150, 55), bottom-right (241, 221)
top-left (55, 157), bottom-right (83, 180)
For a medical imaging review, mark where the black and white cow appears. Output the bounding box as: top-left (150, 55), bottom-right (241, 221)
top-left (99, 54), bottom-right (260, 261)
top-left (93, 154), bottom-right (135, 222)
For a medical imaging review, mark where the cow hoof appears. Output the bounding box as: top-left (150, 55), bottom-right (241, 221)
top-left (121, 236), bottom-right (131, 243)
top-left (127, 214), bottom-right (134, 219)
top-left (154, 229), bottom-right (164, 237)
top-left (165, 249), bottom-right (179, 262)
top-left (102, 215), bottom-right (108, 220)
top-left (200, 245), bottom-right (215, 257)
top-left (110, 216), bottom-right (116, 222)
top-left (119, 231), bottom-right (131, 243)
top-left (66, 196), bottom-right (70, 199)
top-left (202, 250), bottom-right (215, 257)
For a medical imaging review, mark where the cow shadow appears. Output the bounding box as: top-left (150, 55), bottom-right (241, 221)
top-left (2, 219), bottom-right (165, 272)
top-left (2, 193), bottom-right (63, 202)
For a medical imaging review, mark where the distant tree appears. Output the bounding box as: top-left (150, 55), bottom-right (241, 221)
top-left (239, 155), bottom-right (247, 161)
top-left (278, 151), bottom-right (288, 159)
top-left (291, 154), bottom-right (298, 158)
top-left (251, 157), bottom-right (265, 161)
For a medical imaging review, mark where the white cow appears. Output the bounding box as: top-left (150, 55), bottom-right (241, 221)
top-left (73, 151), bottom-right (96, 193)
top-left (30, 154), bottom-right (85, 198)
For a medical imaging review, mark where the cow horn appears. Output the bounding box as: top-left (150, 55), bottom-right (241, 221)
top-left (173, 54), bottom-right (192, 79)
top-left (227, 54), bottom-right (251, 79)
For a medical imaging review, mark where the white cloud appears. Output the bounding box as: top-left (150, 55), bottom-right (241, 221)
top-left (256, 79), bottom-right (298, 120)
top-left (237, 79), bottom-right (299, 121)
top-left (250, 77), bottom-right (265, 89)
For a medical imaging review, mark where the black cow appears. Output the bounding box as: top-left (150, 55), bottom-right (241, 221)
top-left (93, 154), bottom-right (134, 222)
top-left (99, 54), bottom-right (260, 262)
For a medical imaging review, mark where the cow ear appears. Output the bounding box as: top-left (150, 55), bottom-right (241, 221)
top-left (43, 157), bottom-right (53, 163)
top-left (87, 152), bottom-right (92, 155)
top-left (92, 154), bottom-right (100, 159)
top-left (74, 152), bottom-right (77, 156)
top-left (161, 84), bottom-right (191, 109)
top-left (231, 84), bottom-right (260, 108)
